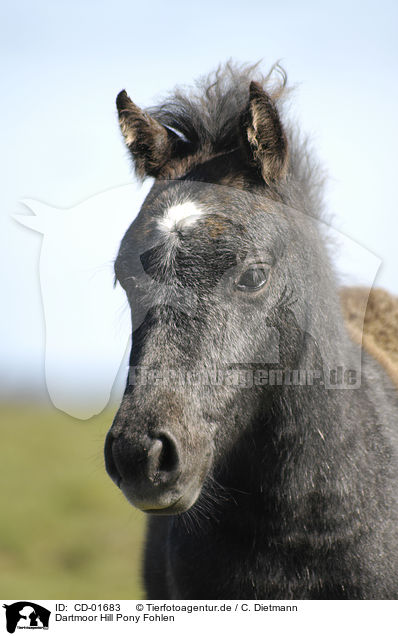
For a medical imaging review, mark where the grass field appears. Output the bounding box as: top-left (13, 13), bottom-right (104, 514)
top-left (0, 403), bottom-right (145, 599)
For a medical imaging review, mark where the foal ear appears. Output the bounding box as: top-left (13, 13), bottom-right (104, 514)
top-left (116, 90), bottom-right (176, 179)
top-left (242, 81), bottom-right (288, 184)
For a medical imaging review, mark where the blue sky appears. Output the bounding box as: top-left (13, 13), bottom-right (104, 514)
top-left (2, 0), bottom-right (397, 406)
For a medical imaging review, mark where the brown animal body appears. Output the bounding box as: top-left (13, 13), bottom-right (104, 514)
top-left (341, 287), bottom-right (398, 389)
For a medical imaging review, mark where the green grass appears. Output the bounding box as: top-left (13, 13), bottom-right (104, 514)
top-left (0, 403), bottom-right (145, 599)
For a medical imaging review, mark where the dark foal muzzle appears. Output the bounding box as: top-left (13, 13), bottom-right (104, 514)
top-left (104, 425), bottom-right (211, 514)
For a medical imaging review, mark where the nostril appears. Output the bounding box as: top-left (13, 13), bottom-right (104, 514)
top-left (148, 432), bottom-right (180, 481)
top-left (104, 432), bottom-right (122, 487)
top-left (157, 433), bottom-right (180, 473)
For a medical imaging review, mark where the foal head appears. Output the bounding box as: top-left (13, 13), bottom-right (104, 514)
top-left (105, 63), bottom-right (333, 514)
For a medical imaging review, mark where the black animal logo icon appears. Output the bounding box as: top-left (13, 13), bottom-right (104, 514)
top-left (2, 602), bottom-right (50, 633)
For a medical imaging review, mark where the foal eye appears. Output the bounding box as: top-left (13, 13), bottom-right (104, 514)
top-left (235, 264), bottom-right (270, 292)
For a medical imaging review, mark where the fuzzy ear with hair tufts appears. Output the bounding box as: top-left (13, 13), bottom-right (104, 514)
top-left (116, 90), bottom-right (184, 179)
top-left (241, 81), bottom-right (288, 184)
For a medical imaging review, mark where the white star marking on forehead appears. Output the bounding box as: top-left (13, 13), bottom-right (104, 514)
top-left (158, 201), bottom-right (204, 233)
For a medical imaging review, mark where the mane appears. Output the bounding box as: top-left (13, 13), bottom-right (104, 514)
top-left (149, 61), bottom-right (285, 151)
top-left (148, 61), bottom-right (326, 220)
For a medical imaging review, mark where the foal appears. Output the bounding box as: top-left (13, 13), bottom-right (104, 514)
top-left (105, 63), bottom-right (398, 599)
